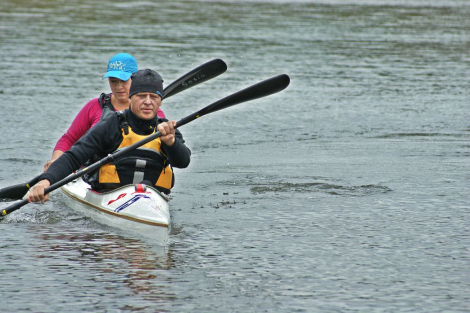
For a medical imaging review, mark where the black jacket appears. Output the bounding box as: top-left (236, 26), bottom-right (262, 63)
top-left (41, 109), bottom-right (191, 185)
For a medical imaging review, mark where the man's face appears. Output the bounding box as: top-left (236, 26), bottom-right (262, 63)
top-left (130, 92), bottom-right (162, 120)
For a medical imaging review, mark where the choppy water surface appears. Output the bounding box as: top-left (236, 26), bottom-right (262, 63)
top-left (1, 0), bottom-right (469, 312)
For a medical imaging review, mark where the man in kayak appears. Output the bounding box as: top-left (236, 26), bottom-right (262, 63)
top-left (43, 53), bottom-right (166, 171)
top-left (28, 69), bottom-right (190, 203)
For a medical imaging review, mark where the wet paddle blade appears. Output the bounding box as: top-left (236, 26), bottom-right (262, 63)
top-left (0, 174), bottom-right (41, 200)
top-left (0, 183), bottom-right (29, 200)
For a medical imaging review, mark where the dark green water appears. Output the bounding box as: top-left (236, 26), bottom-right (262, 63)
top-left (1, 0), bottom-right (469, 312)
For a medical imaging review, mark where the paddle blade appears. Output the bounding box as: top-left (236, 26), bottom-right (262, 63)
top-left (201, 74), bottom-right (290, 116)
top-left (0, 183), bottom-right (29, 200)
top-left (176, 74), bottom-right (290, 129)
top-left (0, 174), bottom-right (41, 200)
top-left (163, 59), bottom-right (228, 99)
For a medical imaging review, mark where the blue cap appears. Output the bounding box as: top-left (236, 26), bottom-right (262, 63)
top-left (102, 53), bottom-right (138, 81)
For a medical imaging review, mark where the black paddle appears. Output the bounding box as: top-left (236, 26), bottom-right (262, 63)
top-left (162, 58), bottom-right (227, 99)
top-left (1, 74), bottom-right (290, 217)
top-left (0, 59), bottom-right (227, 200)
top-left (0, 176), bottom-right (42, 201)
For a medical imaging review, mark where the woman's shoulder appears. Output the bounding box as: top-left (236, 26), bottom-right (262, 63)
top-left (74, 97), bottom-right (101, 117)
top-left (83, 97), bottom-right (101, 110)
top-left (80, 97), bottom-right (104, 126)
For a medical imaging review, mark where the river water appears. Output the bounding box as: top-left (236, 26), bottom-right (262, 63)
top-left (0, 0), bottom-right (469, 312)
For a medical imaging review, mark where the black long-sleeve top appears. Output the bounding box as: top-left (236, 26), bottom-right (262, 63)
top-left (41, 109), bottom-right (191, 185)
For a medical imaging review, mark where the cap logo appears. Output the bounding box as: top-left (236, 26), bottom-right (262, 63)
top-left (108, 61), bottom-right (127, 71)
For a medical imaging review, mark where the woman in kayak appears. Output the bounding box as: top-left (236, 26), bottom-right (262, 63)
top-left (43, 53), bottom-right (165, 171)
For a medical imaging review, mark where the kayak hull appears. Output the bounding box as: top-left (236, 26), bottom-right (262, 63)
top-left (61, 177), bottom-right (170, 245)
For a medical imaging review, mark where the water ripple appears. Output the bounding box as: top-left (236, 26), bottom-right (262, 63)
top-left (250, 181), bottom-right (392, 196)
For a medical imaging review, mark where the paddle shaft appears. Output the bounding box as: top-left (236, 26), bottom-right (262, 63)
top-left (1, 74), bottom-right (290, 216)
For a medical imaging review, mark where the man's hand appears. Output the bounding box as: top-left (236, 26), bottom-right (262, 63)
top-left (27, 179), bottom-right (51, 204)
top-left (158, 120), bottom-right (176, 146)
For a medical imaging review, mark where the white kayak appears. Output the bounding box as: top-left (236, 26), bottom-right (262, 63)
top-left (60, 177), bottom-right (170, 245)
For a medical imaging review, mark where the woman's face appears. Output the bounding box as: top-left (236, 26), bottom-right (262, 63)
top-left (108, 77), bottom-right (132, 103)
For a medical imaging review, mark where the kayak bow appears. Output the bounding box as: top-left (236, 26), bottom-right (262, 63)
top-left (61, 177), bottom-right (170, 245)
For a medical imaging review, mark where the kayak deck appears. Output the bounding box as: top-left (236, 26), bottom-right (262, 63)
top-left (61, 177), bottom-right (170, 245)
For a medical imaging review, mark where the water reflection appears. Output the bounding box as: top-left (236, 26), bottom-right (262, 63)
top-left (29, 225), bottom-right (174, 303)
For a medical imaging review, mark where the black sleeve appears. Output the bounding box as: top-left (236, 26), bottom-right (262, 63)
top-left (162, 128), bottom-right (191, 169)
top-left (41, 115), bottom-right (122, 185)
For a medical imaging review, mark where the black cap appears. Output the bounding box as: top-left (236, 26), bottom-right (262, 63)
top-left (129, 69), bottom-right (164, 98)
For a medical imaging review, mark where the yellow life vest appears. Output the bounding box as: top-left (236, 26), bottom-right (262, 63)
top-left (98, 126), bottom-right (174, 193)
